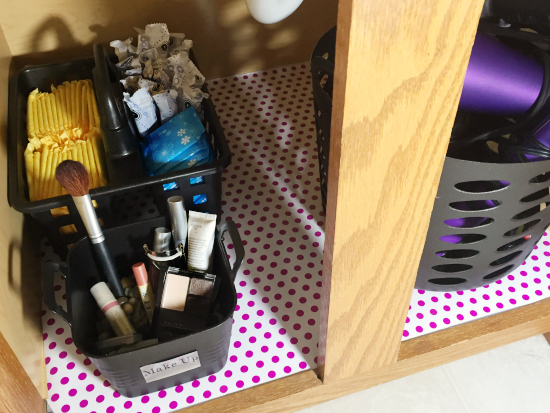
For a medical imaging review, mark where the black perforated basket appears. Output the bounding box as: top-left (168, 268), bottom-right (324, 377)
top-left (311, 25), bottom-right (550, 291)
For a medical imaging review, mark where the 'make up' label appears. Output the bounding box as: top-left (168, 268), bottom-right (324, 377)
top-left (140, 351), bottom-right (201, 383)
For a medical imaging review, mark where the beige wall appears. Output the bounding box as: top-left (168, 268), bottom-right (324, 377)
top-left (0, 25), bottom-right (45, 398)
top-left (1, 0), bottom-right (338, 79)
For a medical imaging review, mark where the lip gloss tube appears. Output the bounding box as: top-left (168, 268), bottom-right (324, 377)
top-left (132, 263), bottom-right (156, 323)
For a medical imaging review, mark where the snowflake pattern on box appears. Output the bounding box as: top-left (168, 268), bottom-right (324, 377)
top-left (44, 63), bottom-right (325, 413)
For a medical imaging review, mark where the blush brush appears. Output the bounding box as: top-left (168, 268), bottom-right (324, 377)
top-left (56, 160), bottom-right (125, 298)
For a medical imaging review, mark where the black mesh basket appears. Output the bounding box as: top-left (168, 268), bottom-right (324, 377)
top-left (311, 25), bottom-right (550, 291)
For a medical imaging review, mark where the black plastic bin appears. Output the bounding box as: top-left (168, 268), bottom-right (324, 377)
top-left (8, 49), bottom-right (230, 259)
top-left (42, 216), bottom-right (243, 397)
top-left (311, 25), bottom-right (550, 291)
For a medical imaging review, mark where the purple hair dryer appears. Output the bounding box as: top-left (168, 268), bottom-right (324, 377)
top-left (459, 32), bottom-right (544, 116)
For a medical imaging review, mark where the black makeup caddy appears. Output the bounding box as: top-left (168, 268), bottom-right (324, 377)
top-left (43, 216), bottom-right (244, 397)
top-left (8, 46), bottom-right (230, 260)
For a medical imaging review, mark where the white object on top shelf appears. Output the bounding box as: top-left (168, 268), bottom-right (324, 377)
top-left (245, 0), bottom-right (304, 24)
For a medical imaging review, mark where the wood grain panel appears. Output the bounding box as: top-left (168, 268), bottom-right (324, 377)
top-left (0, 25), bottom-right (46, 398)
top-left (319, 0), bottom-right (485, 383)
top-left (0, 331), bottom-right (45, 413)
top-left (179, 371), bottom-right (320, 413)
top-left (233, 298), bottom-right (550, 413)
top-left (1, 0), bottom-right (337, 79)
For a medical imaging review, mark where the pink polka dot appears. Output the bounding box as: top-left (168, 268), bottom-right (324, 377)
top-left (61, 405), bottom-right (70, 412)
top-left (236, 380), bottom-right (244, 388)
top-left (220, 385), bottom-right (228, 393)
top-left (141, 395), bottom-right (149, 403)
top-left (48, 342), bottom-right (56, 350)
top-left (60, 377), bottom-right (69, 385)
top-left (403, 330), bottom-right (409, 337)
top-left (225, 370), bottom-right (233, 378)
top-left (106, 406), bottom-right (114, 413)
top-left (443, 318), bottom-right (450, 324)
top-left (152, 408), bottom-right (160, 413)
top-left (124, 401), bottom-right (132, 409)
top-left (429, 322), bottom-right (437, 329)
top-left (158, 390), bottom-right (167, 398)
top-left (246, 350), bottom-right (253, 357)
top-left (416, 326), bottom-right (423, 333)
top-left (192, 380), bottom-right (200, 388)
top-left (187, 396), bottom-right (195, 404)
top-left (230, 355), bottom-right (238, 362)
top-left (268, 371), bottom-right (276, 378)
top-left (208, 375), bottom-right (217, 383)
top-left (203, 390), bottom-right (212, 399)
top-left (470, 310), bottom-right (477, 316)
top-left (79, 400), bottom-right (88, 408)
top-left (69, 389), bottom-right (77, 397)
top-left (113, 391), bottom-right (120, 398)
top-left (457, 314), bottom-right (464, 321)
top-left (86, 384), bottom-right (94, 392)
top-left (51, 394), bottom-right (59, 402)
top-left (169, 401), bottom-right (178, 409)
top-left (50, 367), bottom-right (58, 375)
top-left (96, 395), bottom-right (104, 403)
top-left (67, 362), bottom-right (75, 370)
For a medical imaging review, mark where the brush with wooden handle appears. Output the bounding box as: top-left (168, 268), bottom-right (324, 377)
top-left (55, 160), bottom-right (125, 298)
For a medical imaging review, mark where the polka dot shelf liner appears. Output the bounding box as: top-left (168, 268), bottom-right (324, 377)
top-left (43, 63), bottom-right (325, 413)
top-left (42, 62), bottom-right (550, 412)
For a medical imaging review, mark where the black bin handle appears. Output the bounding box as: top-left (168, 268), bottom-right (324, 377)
top-left (217, 220), bottom-right (245, 283)
top-left (92, 44), bottom-right (138, 158)
top-left (42, 261), bottom-right (72, 326)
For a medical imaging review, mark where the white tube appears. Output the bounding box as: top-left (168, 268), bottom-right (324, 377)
top-left (167, 196), bottom-right (187, 249)
top-left (90, 282), bottom-right (136, 337)
top-left (187, 211), bottom-right (216, 273)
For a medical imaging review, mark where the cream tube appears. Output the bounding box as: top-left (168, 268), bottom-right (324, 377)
top-left (90, 282), bottom-right (136, 337)
top-left (187, 211), bottom-right (217, 273)
top-left (132, 262), bottom-right (155, 323)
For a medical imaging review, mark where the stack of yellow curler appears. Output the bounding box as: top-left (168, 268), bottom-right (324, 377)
top-left (24, 79), bottom-right (108, 203)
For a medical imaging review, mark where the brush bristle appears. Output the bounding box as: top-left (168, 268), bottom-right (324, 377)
top-left (55, 160), bottom-right (90, 197)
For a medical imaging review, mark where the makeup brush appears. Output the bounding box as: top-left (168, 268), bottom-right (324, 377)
top-left (56, 160), bottom-right (125, 298)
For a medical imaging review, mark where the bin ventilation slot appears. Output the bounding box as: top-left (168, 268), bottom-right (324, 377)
top-left (163, 182), bottom-right (180, 191)
top-left (440, 234), bottom-right (486, 244)
top-left (483, 265), bottom-right (514, 280)
top-left (444, 217), bottom-right (493, 228)
top-left (428, 277), bottom-right (467, 286)
top-left (503, 219), bottom-right (541, 237)
top-left (454, 180), bottom-right (509, 193)
top-left (512, 203), bottom-right (547, 220)
top-left (520, 187), bottom-right (550, 203)
top-left (431, 264), bottom-right (472, 273)
top-left (530, 171), bottom-right (550, 184)
top-left (435, 249), bottom-right (479, 259)
top-left (497, 237), bottom-right (529, 252)
top-left (489, 250), bottom-right (523, 266)
top-left (449, 200), bottom-right (501, 211)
